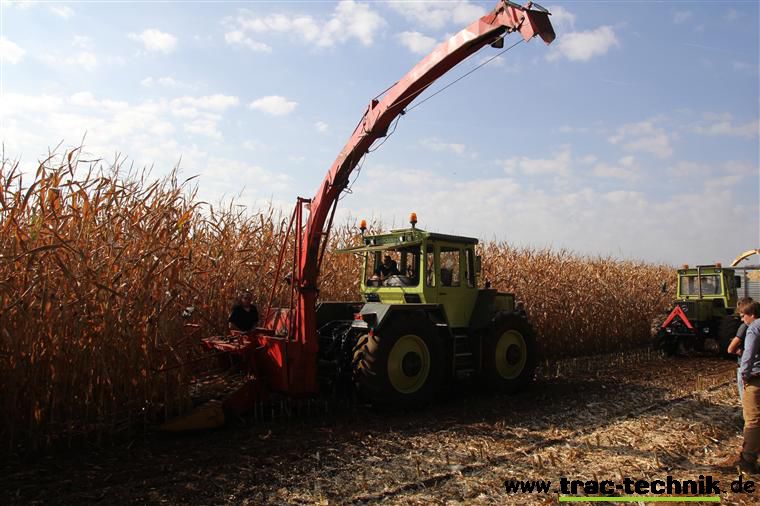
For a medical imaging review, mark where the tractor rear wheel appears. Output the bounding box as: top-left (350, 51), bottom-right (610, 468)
top-left (481, 312), bottom-right (537, 393)
top-left (352, 314), bottom-right (443, 407)
top-left (718, 315), bottom-right (742, 358)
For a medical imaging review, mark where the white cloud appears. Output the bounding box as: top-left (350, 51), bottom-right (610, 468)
top-left (547, 26), bottom-right (619, 62)
top-left (603, 190), bottom-right (645, 205)
top-left (592, 156), bottom-right (638, 180)
top-left (229, 0), bottom-right (385, 48)
top-left (0, 91), bottom-right (245, 172)
top-left (50, 5), bottom-right (73, 18)
top-left (72, 35), bottom-right (91, 49)
top-left (668, 160), bottom-right (710, 178)
top-left (669, 160), bottom-right (757, 184)
top-left (475, 54), bottom-right (515, 71)
top-left (202, 157), bottom-right (292, 190)
top-left (397, 31), bottom-right (437, 55)
top-left (128, 29), bottom-right (177, 54)
top-left (705, 174), bottom-right (742, 187)
top-left (166, 95), bottom-right (238, 138)
top-left (315, 121), bottom-right (328, 133)
top-left (420, 138), bottom-right (465, 155)
top-left (141, 76), bottom-right (193, 89)
top-left (242, 139), bottom-right (266, 151)
top-left (694, 117), bottom-right (759, 139)
top-left (388, 1), bottom-right (485, 30)
top-left (224, 31), bottom-right (271, 53)
top-left (608, 121), bottom-right (673, 158)
top-left (185, 117), bottom-right (222, 140)
top-left (66, 52), bottom-right (97, 71)
top-left (673, 11), bottom-right (693, 24)
top-left (344, 161), bottom-right (756, 266)
top-left (503, 148), bottom-right (572, 176)
top-left (249, 95), bottom-right (297, 116)
top-left (172, 94), bottom-right (239, 112)
top-left (0, 37), bottom-right (25, 64)
top-left (546, 5), bottom-right (576, 32)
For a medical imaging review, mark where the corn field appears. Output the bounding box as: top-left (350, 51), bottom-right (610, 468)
top-left (0, 151), bottom-right (673, 453)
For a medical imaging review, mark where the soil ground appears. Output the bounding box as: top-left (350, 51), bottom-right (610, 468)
top-left (1, 350), bottom-right (756, 505)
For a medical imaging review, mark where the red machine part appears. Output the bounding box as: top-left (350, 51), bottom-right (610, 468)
top-left (660, 306), bottom-right (694, 330)
top-left (206, 1), bottom-right (556, 415)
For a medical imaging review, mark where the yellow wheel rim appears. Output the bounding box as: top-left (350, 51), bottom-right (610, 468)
top-left (494, 330), bottom-right (527, 380)
top-left (387, 334), bottom-right (430, 394)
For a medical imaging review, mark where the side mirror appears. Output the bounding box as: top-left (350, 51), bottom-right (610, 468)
top-left (736, 275), bottom-right (742, 289)
top-left (475, 255), bottom-right (482, 274)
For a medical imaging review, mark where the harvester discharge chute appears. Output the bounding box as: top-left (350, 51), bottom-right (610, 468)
top-left (163, 1), bottom-right (556, 431)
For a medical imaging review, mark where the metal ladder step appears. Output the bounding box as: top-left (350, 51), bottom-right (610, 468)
top-left (452, 332), bottom-right (475, 371)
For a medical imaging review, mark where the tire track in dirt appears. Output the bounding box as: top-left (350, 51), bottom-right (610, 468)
top-left (348, 356), bottom-right (736, 504)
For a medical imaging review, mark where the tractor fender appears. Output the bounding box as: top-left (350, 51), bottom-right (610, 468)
top-left (469, 289), bottom-right (517, 331)
top-left (355, 302), bottom-right (449, 335)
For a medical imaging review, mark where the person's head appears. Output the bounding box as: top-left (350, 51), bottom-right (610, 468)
top-left (239, 289), bottom-right (253, 306)
top-left (739, 300), bottom-right (760, 324)
top-left (738, 297), bottom-right (754, 308)
top-left (383, 255), bottom-right (393, 266)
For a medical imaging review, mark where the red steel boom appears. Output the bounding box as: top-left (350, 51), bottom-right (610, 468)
top-left (292, 0), bottom-right (555, 393)
top-left (179, 1), bottom-right (556, 424)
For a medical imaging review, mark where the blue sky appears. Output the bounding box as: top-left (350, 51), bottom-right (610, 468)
top-left (1, 0), bottom-right (758, 266)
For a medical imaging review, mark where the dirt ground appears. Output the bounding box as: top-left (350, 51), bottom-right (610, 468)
top-left (2, 350), bottom-right (757, 505)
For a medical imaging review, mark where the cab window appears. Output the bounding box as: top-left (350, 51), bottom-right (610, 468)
top-left (440, 248), bottom-right (461, 287)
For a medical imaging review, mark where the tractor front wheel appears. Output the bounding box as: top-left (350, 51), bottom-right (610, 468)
top-left (352, 314), bottom-right (443, 407)
top-left (481, 312), bottom-right (537, 393)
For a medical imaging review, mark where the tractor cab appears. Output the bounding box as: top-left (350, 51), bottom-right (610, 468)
top-left (343, 227), bottom-right (482, 328)
top-left (675, 264), bottom-right (740, 310)
top-left (657, 263), bottom-right (743, 355)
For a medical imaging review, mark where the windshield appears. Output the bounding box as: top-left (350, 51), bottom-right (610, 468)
top-left (365, 246), bottom-right (420, 287)
top-left (679, 275), bottom-right (721, 296)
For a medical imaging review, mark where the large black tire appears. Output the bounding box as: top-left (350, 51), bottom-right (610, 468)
top-left (352, 314), bottom-right (444, 407)
top-left (481, 312), bottom-right (537, 393)
top-left (657, 328), bottom-right (679, 356)
top-left (718, 315), bottom-right (742, 359)
top-left (652, 312), bottom-right (679, 356)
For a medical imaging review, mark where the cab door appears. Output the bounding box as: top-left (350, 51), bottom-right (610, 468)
top-left (436, 243), bottom-right (478, 327)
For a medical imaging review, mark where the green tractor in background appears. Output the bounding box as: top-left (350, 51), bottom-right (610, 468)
top-left (655, 264), bottom-right (742, 355)
top-left (316, 217), bottom-right (536, 406)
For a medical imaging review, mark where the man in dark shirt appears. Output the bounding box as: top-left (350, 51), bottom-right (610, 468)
top-left (375, 255), bottom-right (399, 278)
top-left (228, 290), bottom-right (259, 332)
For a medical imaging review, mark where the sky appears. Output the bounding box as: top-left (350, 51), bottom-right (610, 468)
top-left (0, 0), bottom-right (758, 266)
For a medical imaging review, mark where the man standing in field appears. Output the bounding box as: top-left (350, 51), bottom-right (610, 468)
top-left (725, 300), bottom-right (760, 472)
top-left (728, 297), bottom-right (755, 401)
top-left (228, 289), bottom-right (259, 332)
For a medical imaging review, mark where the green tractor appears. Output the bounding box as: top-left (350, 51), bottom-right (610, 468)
top-left (316, 220), bottom-right (536, 406)
top-left (656, 264), bottom-right (742, 355)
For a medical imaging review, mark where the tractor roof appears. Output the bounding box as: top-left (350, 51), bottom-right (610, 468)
top-left (336, 228), bottom-right (478, 255)
top-left (677, 265), bottom-right (733, 275)
top-left (371, 228), bottom-right (478, 245)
